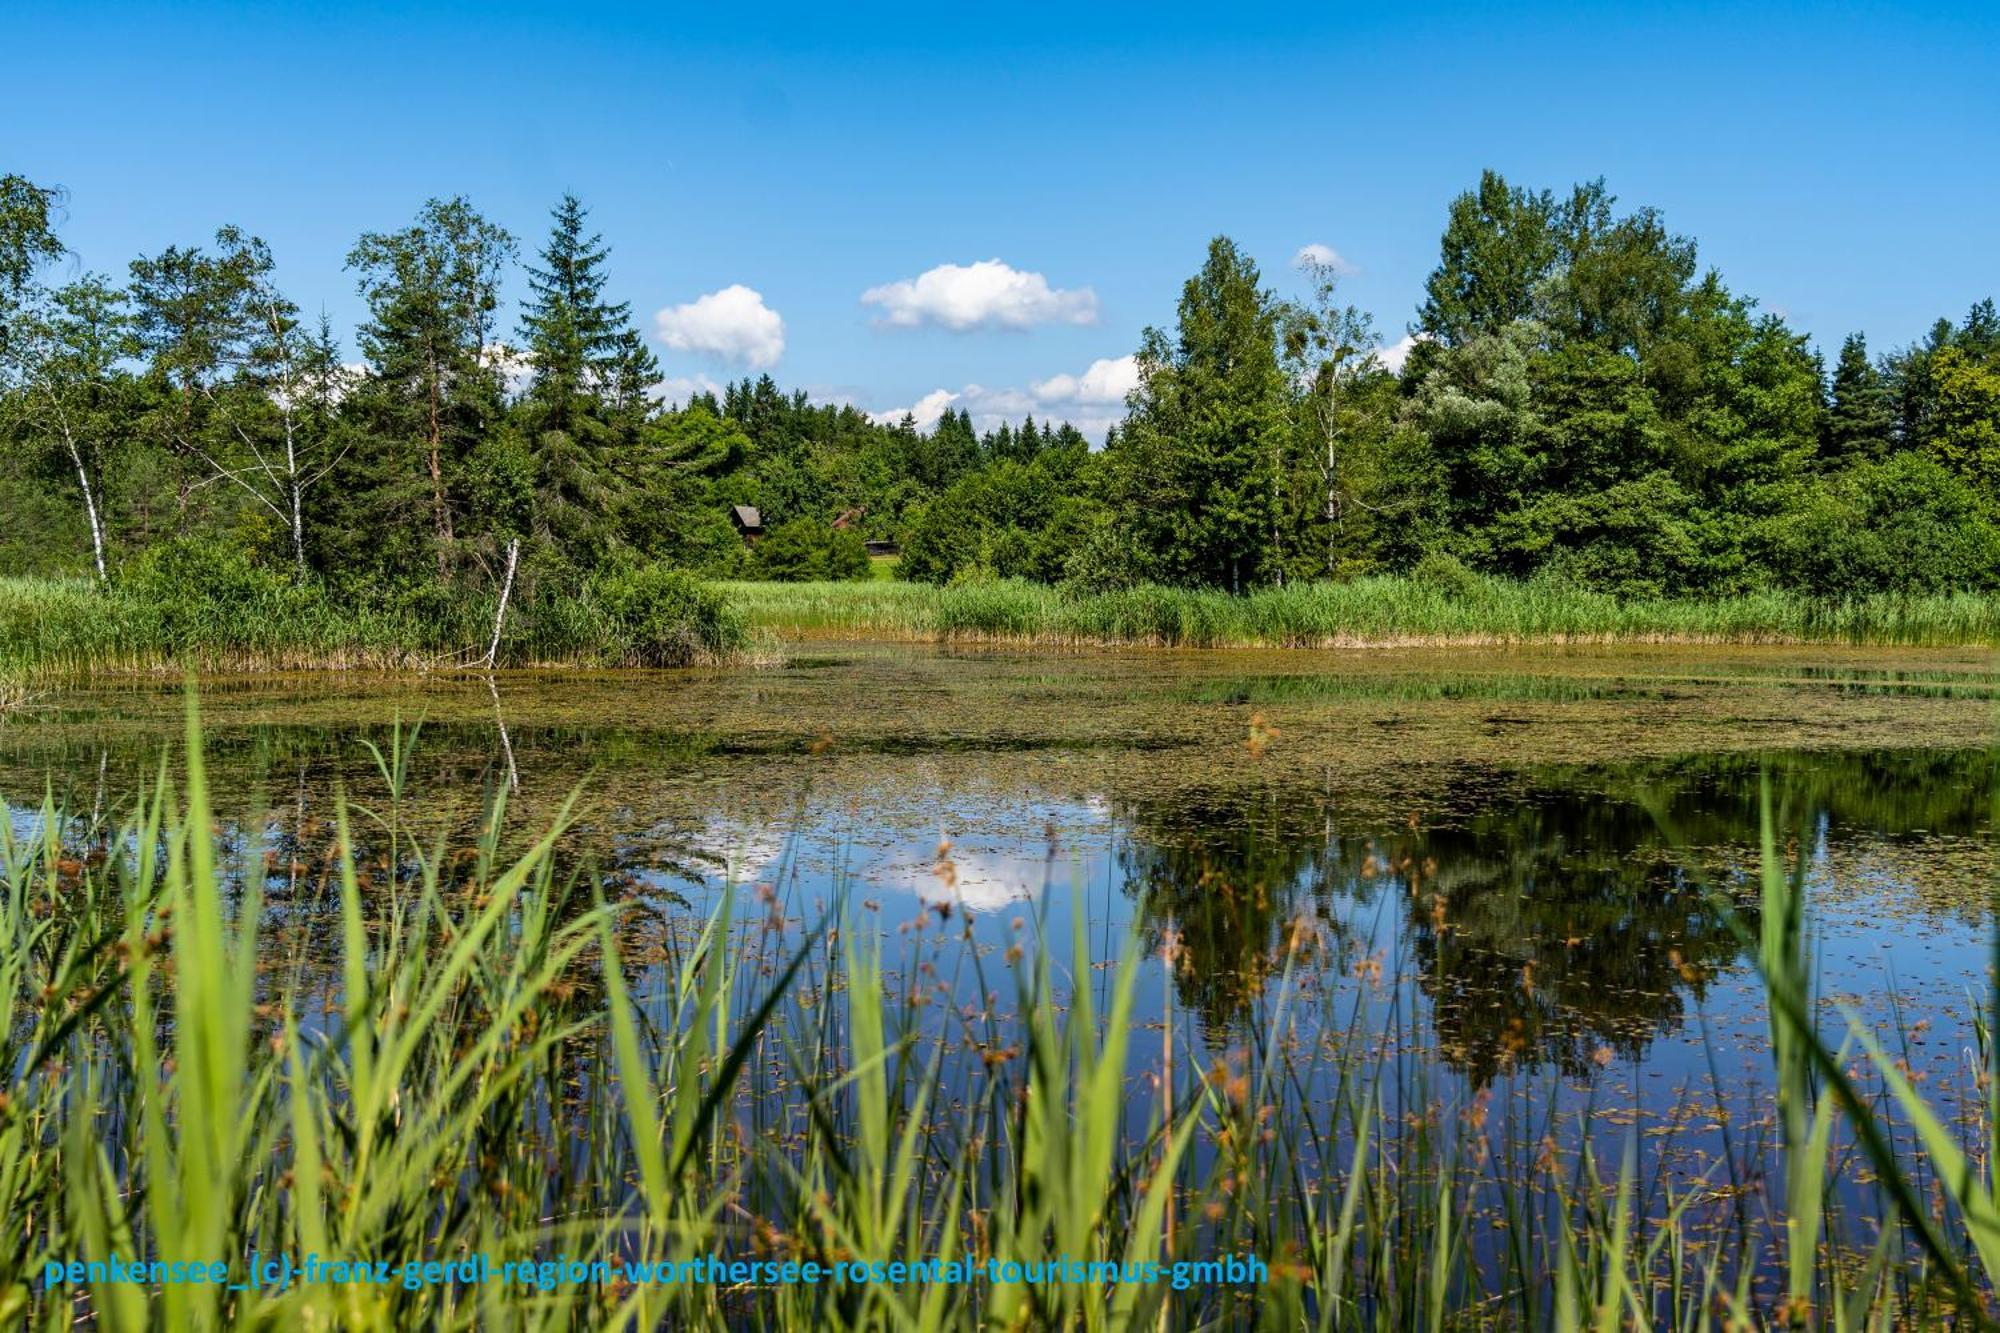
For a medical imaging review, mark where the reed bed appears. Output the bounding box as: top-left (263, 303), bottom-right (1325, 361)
top-left (7, 574), bottom-right (1994, 685)
top-left (0, 572), bottom-right (747, 680)
top-left (2, 711), bottom-right (1998, 1328)
top-left (728, 576), bottom-right (2000, 648)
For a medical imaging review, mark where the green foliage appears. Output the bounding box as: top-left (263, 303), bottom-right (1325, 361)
top-left (593, 562), bottom-right (747, 665)
top-left (898, 457), bottom-right (1100, 585)
top-left (1927, 344), bottom-right (2000, 500)
top-left (1764, 452), bottom-right (2000, 596)
top-left (754, 518), bottom-right (869, 582)
top-left (1408, 550), bottom-right (1484, 602)
top-left (1823, 332), bottom-right (1893, 462)
top-left (1106, 237), bottom-right (1290, 589)
top-left (6, 175), bottom-right (2000, 624)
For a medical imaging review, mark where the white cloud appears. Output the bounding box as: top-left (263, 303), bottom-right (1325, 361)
top-left (869, 387), bottom-right (961, 431)
top-left (1030, 354), bottom-right (1139, 406)
top-left (654, 285), bottom-right (785, 368)
top-left (1374, 333), bottom-right (1426, 373)
top-left (480, 341), bottom-right (535, 397)
top-left (649, 373), bottom-right (727, 405)
top-left (1293, 243), bottom-right (1356, 275)
top-left (861, 259), bottom-right (1099, 331)
top-left (869, 352), bottom-right (1138, 441)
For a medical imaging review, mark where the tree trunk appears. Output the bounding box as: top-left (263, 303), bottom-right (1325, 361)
top-left (482, 537), bottom-right (519, 668)
top-left (428, 366), bottom-right (453, 577)
top-left (285, 418), bottom-right (306, 581)
top-left (67, 438), bottom-right (106, 582)
top-left (1325, 428), bottom-right (1339, 578)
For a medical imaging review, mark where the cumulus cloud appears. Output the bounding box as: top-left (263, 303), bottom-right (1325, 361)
top-left (1030, 354), bottom-right (1139, 406)
top-left (869, 353), bottom-right (1139, 441)
top-left (654, 285), bottom-right (785, 368)
top-left (869, 387), bottom-right (963, 431)
top-left (480, 342), bottom-right (536, 397)
top-left (861, 259), bottom-right (1099, 331)
top-left (648, 373), bottom-right (728, 405)
top-left (1292, 243), bottom-right (1357, 275)
top-left (1373, 333), bottom-right (1427, 373)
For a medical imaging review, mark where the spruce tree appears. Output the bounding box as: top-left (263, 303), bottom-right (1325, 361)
top-left (518, 194), bottom-right (654, 435)
top-left (510, 195), bottom-right (659, 570)
top-left (1824, 333), bottom-right (1893, 462)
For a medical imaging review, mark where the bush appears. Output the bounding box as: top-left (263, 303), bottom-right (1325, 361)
top-left (1762, 453), bottom-right (2000, 597)
top-left (755, 519), bottom-right (871, 583)
top-left (118, 538), bottom-right (319, 649)
top-left (1408, 550), bottom-right (1484, 602)
top-left (594, 564), bottom-right (746, 666)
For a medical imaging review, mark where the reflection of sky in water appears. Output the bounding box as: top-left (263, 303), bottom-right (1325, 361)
top-left (3, 647), bottom-right (1995, 1248)
top-left (680, 793), bottom-right (1118, 912)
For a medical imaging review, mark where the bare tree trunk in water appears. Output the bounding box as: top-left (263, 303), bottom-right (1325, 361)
top-left (482, 537), bottom-right (519, 669)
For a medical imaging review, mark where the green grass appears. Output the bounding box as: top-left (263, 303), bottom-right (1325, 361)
top-left (3, 709), bottom-right (1998, 1328)
top-left (9, 570), bottom-right (1993, 684)
top-left (727, 575), bottom-right (2000, 648)
top-left (0, 570), bottom-right (748, 680)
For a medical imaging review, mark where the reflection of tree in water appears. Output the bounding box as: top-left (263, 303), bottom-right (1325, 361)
top-left (1114, 784), bottom-right (1368, 1039)
top-left (1114, 749), bottom-right (1994, 1082)
top-left (1383, 787), bottom-right (1742, 1083)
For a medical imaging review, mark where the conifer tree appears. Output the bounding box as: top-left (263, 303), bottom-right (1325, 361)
top-left (1824, 333), bottom-right (1893, 462)
top-left (341, 197), bottom-right (515, 580)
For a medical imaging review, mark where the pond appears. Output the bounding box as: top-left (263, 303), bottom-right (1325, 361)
top-left (5, 642), bottom-right (1996, 1316)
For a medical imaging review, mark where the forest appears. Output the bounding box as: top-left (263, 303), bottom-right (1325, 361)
top-left (3, 168), bottom-right (1998, 645)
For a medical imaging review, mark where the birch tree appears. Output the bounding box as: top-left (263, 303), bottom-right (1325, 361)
top-left (129, 228), bottom-right (345, 577)
top-left (4, 278), bottom-right (131, 581)
top-left (1283, 256), bottom-right (1387, 578)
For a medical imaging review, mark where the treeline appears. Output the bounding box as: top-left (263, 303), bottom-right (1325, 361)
top-left (3, 169), bottom-right (1998, 613)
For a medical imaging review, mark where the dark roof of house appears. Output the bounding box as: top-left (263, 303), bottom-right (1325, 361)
top-left (730, 504), bottom-right (763, 529)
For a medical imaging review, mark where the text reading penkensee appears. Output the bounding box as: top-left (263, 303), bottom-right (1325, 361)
top-left (45, 1252), bottom-right (1269, 1293)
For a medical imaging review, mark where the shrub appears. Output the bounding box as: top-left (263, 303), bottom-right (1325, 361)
top-left (1408, 550), bottom-right (1483, 602)
top-left (1763, 453), bottom-right (2000, 597)
top-left (118, 537), bottom-right (316, 649)
top-left (755, 519), bottom-right (871, 583)
top-left (594, 564), bottom-right (746, 666)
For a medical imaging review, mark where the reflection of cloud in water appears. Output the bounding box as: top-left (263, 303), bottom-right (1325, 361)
top-left (686, 795), bottom-right (1114, 913)
top-left (682, 821), bottom-right (790, 886)
top-left (901, 846), bottom-right (1051, 912)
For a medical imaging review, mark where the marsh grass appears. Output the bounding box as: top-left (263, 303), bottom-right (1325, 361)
top-left (728, 576), bottom-right (2000, 648)
top-left (3, 712), bottom-right (1998, 1328)
top-left (8, 571), bottom-right (1993, 684)
top-left (0, 572), bottom-right (748, 681)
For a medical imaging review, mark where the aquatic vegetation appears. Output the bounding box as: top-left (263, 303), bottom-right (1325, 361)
top-left (3, 707), bottom-right (1998, 1328)
top-left (728, 576), bottom-right (2000, 648)
top-left (0, 566), bottom-right (750, 679)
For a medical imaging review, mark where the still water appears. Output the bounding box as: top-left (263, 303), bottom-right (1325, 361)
top-left (3, 643), bottom-right (1995, 1222)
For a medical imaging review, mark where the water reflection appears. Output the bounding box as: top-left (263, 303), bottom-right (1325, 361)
top-left (3, 698), bottom-right (1989, 1085)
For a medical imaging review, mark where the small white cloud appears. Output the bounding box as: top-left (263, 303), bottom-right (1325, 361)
top-left (1030, 354), bottom-right (1139, 406)
top-left (650, 373), bottom-right (727, 405)
top-left (480, 341), bottom-right (535, 397)
top-left (861, 259), bottom-right (1099, 332)
top-left (870, 387), bottom-right (961, 430)
top-left (870, 352), bottom-right (1137, 441)
top-left (1374, 333), bottom-right (1429, 373)
top-left (1293, 243), bottom-right (1357, 275)
top-left (654, 285), bottom-right (785, 368)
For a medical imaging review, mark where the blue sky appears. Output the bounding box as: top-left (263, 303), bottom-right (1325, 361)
top-left (8, 1), bottom-right (1997, 435)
